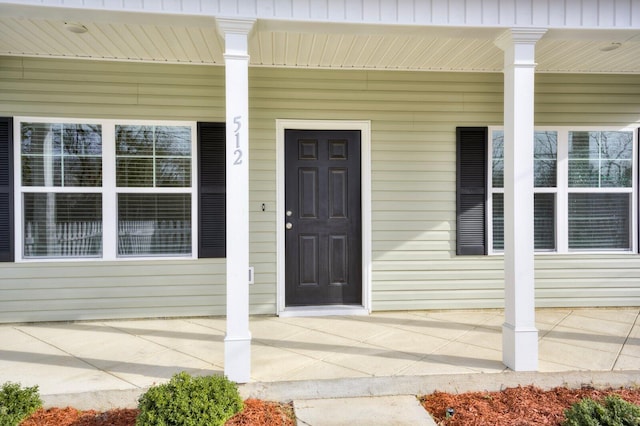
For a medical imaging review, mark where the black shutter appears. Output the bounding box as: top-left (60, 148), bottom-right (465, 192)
top-left (0, 117), bottom-right (14, 262)
top-left (198, 122), bottom-right (226, 258)
top-left (456, 127), bottom-right (488, 255)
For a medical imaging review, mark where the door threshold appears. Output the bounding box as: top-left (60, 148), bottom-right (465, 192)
top-left (279, 305), bottom-right (369, 318)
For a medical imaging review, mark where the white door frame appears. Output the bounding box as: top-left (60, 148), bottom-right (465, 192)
top-left (276, 119), bottom-right (372, 317)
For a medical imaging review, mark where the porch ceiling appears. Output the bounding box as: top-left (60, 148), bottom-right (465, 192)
top-left (1, 5), bottom-right (639, 73)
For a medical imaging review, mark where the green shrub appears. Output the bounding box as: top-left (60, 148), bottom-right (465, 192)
top-left (136, 372), bottom-right (244, 426)
top-left (563, 394), bottom-right (640, 426)
top-left (604, 395), bottom-right (640, 426)
top-left (0, 382), bottom-right (42, 426)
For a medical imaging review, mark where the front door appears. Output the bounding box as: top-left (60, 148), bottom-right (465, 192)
top-left (285, 130), bottom-right (362, 306)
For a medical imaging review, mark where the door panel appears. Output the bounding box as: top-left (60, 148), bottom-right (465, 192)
top-left (329, 234), bottom-right (348, 284)
top-left (299, 168), bottom-right (318, 218)
top-left (285, 130), bottom-right (362, 306)
top-left (299, 235), bottom-right (319, 285)
top-left (329, 169), bottom-right (348, 218)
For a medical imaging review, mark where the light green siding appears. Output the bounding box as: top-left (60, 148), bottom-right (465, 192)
top-left (534, 74), bottom-right (640, 308)
top-left (0, 57), bottom-right (226, 120)
top-left (0, 57), bottom-right (232, 322)
top-left (250, 67), bottom-right (507, 311)
top-left (0, 260), bottom-right (227, 322)
top-left (1, 56), bottom-right (640, 322)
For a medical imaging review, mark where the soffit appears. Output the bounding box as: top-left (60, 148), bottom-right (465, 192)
top-left (0, 10), bottom-right (639, 73)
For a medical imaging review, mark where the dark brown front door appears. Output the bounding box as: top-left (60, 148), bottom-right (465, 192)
top-left (285, 130), bottom-right (362, 306)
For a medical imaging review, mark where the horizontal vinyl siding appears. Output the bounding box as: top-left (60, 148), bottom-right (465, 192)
top-left (532, 74), bottom-right (640, 308)
top-left (249, 67), bottom-right (507, 311)
top-left (0, 56), bottom-right (233, 322)
top-left (535, 256), bottom-right (640, 307)
top-left (0, 260), bottom-right (226, 322)
top-left (0, 57), bottom-right (225, 120)
top-left (250, 68), bottom-right (640, 311)
top-left (535, 74), bottom-right (640, 125)
top-left (372, 70), bottom-right (502, 310)
top-left (2, 55), bottom-right (640, 322)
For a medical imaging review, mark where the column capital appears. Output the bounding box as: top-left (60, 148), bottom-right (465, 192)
top-left (494, 28), bottom-right (548, 51)
top-left (495, 28), bottom-right (547, 68)
top-left (217, 18), bottom-right (256, 58)
top-left (216, 17), bottom-right (256, 37)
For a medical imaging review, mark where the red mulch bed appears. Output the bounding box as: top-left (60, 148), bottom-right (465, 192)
top-left (20, 399), bottom-right (295, 426)
top-left (20, 407), bottom-right (138, 426)
top-left (226, 399), bottom-right (295, 426)
top-left (421, 385), bottom-right (640, 425)
top-left (19, 386), bottom-right (640, 425)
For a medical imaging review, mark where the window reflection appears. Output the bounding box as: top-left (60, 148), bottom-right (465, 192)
top-left (569, 131), bottom-right (632, 188)
top-left (21, 123), bottom-right (102, 187)
top-left (116, 125), bottom-right (191, 188)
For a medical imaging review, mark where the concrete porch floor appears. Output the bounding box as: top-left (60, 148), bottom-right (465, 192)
top-left (0, 308), bottom-right (638, 409)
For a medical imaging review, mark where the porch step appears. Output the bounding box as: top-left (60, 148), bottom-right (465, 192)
top-left (293, 395), bottom-right (437, 426)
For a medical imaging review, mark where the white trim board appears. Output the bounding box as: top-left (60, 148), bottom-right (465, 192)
top-left (275, 119), bottom-right (372, 317)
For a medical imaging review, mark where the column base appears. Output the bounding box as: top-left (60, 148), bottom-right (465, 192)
top-left (224, 334), bottom-right (251, 383)
top-left (502, 322), bottom-right (538, 371)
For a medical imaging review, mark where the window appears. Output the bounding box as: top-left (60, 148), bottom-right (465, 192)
top-left (490, 130), bottom-right (557, 251)
top-left (488, 127), bottom-right (636, 254)
top-left (568, 131), bottom-right (633, 250)
top-left (15, 118), bottom-right (200, 260)
top-left (20, 122), bottom-right (104, 258)
top-left (115, 125), bottom-right (193, 257)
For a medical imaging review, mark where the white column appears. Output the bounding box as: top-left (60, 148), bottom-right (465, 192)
top-left (495, 28), bottom-right (547, 371)
top-left (217, 17), bottom-right (255, 383)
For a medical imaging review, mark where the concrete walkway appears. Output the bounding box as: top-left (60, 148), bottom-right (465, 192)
top-left (1, 308), bottom-right (639, 424)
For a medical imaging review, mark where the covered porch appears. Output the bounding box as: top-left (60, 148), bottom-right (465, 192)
top-left (0, 307), bottom-right (638, 407)
top-left (1, 0), bottom-right (640, 384)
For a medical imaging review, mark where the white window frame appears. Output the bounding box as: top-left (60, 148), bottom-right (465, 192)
top-left (14, 117), bottom-right (198, 262)
top-left (488, 126), bottom-right (637, 255)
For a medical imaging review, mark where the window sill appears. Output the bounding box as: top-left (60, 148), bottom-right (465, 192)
top-left (14, 255), bottom-right (198, 263)
top-left (489, 250), bottom-right (636, 256)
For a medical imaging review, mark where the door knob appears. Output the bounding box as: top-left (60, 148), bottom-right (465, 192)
top-left (286, 222), bottom-right (293, 230)
top-left (286, 210), bottom-right (292, 217)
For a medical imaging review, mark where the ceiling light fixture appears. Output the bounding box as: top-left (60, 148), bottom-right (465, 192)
top-left (600, 42), bottom-right (622, 52)
top-left (64, 22), bottom-right (88, 34)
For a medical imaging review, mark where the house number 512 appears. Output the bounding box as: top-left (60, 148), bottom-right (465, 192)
top-left (233, 115), bottom-right (243, 165)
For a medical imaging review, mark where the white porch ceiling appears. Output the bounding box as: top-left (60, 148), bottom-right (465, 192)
top-left (0, 10), bottom-right (639, 73)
